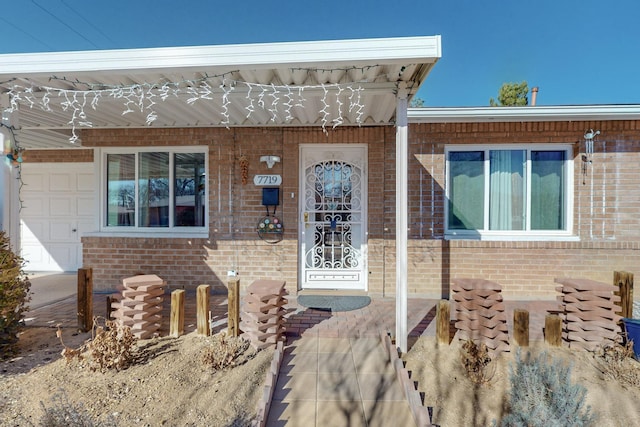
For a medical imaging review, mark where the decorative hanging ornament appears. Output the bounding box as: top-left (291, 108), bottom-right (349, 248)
top-left (239, 154), bottom-right (249, 185)
top-left (257, 215), bottom-right (284, 244)
top-left (5, 148), bottom-right (24, 166)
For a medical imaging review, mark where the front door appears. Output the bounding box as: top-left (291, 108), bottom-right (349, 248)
top-left (299, 144), bottom-right (367, 291)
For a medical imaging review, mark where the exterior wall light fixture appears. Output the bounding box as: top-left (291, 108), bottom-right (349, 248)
top-left (584, 129), bottom-right (600, 159)
top-left (260, 155), bottom-right (281, 168)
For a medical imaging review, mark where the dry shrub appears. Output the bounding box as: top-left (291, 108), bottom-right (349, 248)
top-left (89, 317), bottom-right (137, 372)
top-left (596, 341), bottom-right (640, 388)
top-left (56, 325), bottom-right (86, 364)
top-left (460, 339), bottom-right (495, 386)
top-left (57, 317), bottom-right (137, 371)
top-left (202, 332), bottom-right (251, 371)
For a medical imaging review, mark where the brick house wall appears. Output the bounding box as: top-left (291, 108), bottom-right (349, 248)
top-left (395, 120), bottom-right (640, 299)
top-left (73, 126), bottom-right (391, 293)
top-left (24, 120), bottom-right (640, 298)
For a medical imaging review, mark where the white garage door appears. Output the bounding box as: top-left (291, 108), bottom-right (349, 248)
top-left (20, 163), bottom-right (95, 272)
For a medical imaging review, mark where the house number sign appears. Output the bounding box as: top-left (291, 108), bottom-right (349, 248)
top-left (253, 174), bottom-right (282, 186)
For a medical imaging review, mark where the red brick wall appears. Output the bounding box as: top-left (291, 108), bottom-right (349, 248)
top-left (79, 127), bottom-right (390, 292)
top-left (24, 148), bottom-right (93, 163)
top-left (31, 121), bottom-right (640, 299)
top-left (390, 121), bottom-right (640, 299)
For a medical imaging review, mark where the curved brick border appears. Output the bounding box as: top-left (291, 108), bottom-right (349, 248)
top-left (381, 332), bottom-right (432, 427)
top-left (251, 340), bottom-right (284, 427)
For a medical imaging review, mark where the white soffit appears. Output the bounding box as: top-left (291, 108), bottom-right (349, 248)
top-left (0, 36), bottom-right (442, 148)
top-left (408, 105), bottom-right (640, 122)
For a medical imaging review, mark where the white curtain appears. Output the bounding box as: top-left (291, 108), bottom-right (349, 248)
top-left (489, 150), bottom-right (525, 230)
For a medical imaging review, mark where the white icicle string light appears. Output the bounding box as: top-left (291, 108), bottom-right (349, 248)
top-left (268, 84), bottom-right (279, 123)
top-left (332, 86), bottom-right (344, 129)
top-left (244, 83), bottom-right (255, 118)
top-left (295, 87), bottom-right (305, 108)
top-left (319, 84), bottom-right (330, 132)
top-left (349, 86), bottom-right (365, 125)
top-left (220, 79), bottom-right (234, 128)
top-left (283, 86), bottom-right (294, 122)
top-left (6, 74), bottom-right (367, 142)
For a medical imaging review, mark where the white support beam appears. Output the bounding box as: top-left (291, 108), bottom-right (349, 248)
top-left (395, 83), bottom-right (409, 353)
top-left (0, 106), bottom-right (20, 249)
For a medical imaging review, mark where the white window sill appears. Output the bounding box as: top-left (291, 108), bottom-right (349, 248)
top-left (445, 232), bottom-right (580, 242)
top-left (84, 230), bottom-right (209, 239)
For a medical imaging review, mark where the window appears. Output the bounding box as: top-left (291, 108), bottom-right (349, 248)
top-left (104, 148), bottom-right (207, 232)
top-left (446, 145), bottom-right (573, 239)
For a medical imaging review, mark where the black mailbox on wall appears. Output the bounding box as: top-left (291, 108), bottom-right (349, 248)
top-left (262, 187), bottom-right (280, 206)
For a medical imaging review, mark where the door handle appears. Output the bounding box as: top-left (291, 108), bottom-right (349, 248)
top-left (72, 229), bottom-right (77, 232)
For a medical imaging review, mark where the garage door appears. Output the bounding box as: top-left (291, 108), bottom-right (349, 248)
top-left (20, 163), bottom-right (95, 272)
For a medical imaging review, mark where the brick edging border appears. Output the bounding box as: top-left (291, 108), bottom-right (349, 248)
top-left (252, 340), bottom-right (284, 427)
top-left (381, 332), bottom-right (432, 427)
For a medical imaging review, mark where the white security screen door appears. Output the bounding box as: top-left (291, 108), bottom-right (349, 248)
top-left (299, 144), bottom-right (367, 290)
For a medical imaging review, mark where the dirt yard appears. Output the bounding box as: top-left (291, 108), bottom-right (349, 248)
top-left (4, 322), bottom-right (640, 427)
top-left (403, 336), bottom-right (640, 427)
top-left (0, 325), bottom-right (273, 426)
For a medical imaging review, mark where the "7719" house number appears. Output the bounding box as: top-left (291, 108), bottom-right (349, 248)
top-left (253, 174), bottom-right (282, 186)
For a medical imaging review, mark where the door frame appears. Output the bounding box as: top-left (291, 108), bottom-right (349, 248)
top-left (298, 143), bottom-right (368, 292)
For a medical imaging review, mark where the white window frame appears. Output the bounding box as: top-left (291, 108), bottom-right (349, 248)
top-left (97, 146), bottom-right (208, 237)
top-left (444, 144), bottom-right (576, 241)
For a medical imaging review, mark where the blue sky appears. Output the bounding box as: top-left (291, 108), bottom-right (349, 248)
top-left (1, 0), bottom-right (638, 107)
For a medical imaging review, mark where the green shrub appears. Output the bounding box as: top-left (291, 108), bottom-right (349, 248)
top-left (501, 350), bottom-right (596, 427)
top-left (0, 230), bottom-right (31, 359)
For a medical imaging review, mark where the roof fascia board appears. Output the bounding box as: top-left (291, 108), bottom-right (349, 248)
top-left (0, 36), bottom-right (442, 76)
top-left (408, 105), bottom-right (640, 122)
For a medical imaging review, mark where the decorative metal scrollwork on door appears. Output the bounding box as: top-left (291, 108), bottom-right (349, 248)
top-left (304, 160), bottom-right (362, 270)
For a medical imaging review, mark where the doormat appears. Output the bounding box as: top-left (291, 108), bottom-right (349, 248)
top-left (297, 295), bottom-right (371, 312)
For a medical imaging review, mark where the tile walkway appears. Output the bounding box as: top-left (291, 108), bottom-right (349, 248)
top-left (267, 336), bottom-right (415, 427)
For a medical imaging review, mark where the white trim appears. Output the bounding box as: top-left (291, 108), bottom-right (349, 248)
top-left (409, 105), bottom-right (640, 123)
top-left (97, 146), bottom-right (208, 234)
top-left (444, 144), bottom-right (574, 240)
top-left (0, 36), bottom-right (441, 76)
top-left (395, 89), bottom-right (409, 354)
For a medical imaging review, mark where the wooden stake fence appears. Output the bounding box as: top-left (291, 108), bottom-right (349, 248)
top-left (544, 314), bottom-right (562, 347)
top-left (513, 309), bottom-right (529, 347)
top-left (614, 271), bottom-right (634, 318)
top-left (228, 278), bottom-right (240, 337)
top-left (170, 289), bottom-right (185, 337)
top-left (436, 300), bottom-right (450, 345)
top-left (77, 268), bottom-right (93, 332)
top-left (197, 284), bottom-right (211, 336)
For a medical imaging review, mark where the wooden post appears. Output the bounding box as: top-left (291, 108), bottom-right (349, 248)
top-left (228, 278), bottom-right (240, 337)
top-left (544, 314), bottom-right (562, 347)
top-left (614, 271), bottom-right (634, 318)
top-left (513, 309), bottom-right (529, 347)
top-left (436, 300), bottom-right (450, 345)
top-left (197, 284), bottom-right (211, 336)
top-left (170, 289), bottom-right (185, 338)
top-left (106, 295), bottom-right (116, 321)
top-left (77, 268), bottom-right (93, 332)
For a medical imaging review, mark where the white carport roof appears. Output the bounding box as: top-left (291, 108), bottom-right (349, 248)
top-left (0, 36), bottom-right (441, 148)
